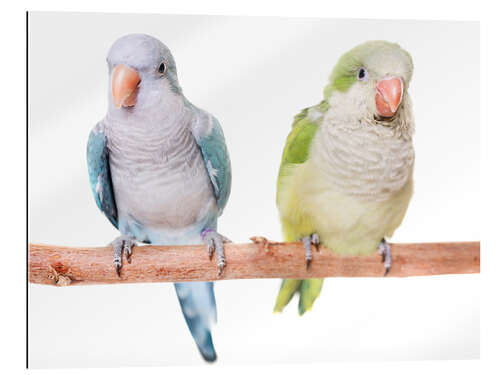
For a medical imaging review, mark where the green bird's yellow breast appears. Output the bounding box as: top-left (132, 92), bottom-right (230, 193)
top-left (277, 106), bottom-right (415, 255)
top-left (278, 160), bottom-right (413, 255)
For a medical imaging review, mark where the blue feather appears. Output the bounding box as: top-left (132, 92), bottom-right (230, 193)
top-left (193, 113), bottom-right (232, 215)
top-left (174, 282), bottom-right (217, 362)
top-left (86, 124), bottom-right (118, 229)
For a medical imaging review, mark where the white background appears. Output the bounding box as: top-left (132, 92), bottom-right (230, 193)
top-left (27, 12), bottom-right (481, 368)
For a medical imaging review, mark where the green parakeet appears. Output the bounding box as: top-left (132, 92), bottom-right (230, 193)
top-left (274, 40), bottom-right (415, 315)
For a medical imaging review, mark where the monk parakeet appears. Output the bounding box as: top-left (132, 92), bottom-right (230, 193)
top-left (274, 41), bottom-right (415, 315)
top-left (86, 34), bottom-right (231, 361)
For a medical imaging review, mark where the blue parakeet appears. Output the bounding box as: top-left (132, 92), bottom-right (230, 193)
top-left (86, 34), bottom-right (231, 362)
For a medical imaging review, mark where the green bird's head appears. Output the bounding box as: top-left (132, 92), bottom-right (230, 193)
top-left (324, 40), bottom-right (414, 122)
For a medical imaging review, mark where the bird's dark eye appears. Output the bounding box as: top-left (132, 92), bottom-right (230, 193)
top-left (357, 67), bottom-right (368, 81)
top-left (158, 62), bottom-right (166, 74)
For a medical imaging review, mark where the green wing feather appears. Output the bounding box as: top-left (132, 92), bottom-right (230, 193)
top-left (274, 101), bottom-right (329, 315)
top-left (278, 100), bottom-right (329, 183)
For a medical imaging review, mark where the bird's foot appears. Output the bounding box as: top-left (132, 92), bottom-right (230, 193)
top-left (110, 235), bottom-right (136, 277)
top-left (377, 239), bottom-right (392, 276)
top-left (202, 229), bottom-right (230, 276)
top-left (302, 233), bottom-right (320, 270)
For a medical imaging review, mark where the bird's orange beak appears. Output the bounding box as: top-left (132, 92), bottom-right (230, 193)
top-left (112, 64), bottom-right (141, 108)
top-left (375, 76), bottom-right (403, 118)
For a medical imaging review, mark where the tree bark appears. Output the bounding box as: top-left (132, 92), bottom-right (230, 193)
top-left (28, 240), bottom-right (480, 286)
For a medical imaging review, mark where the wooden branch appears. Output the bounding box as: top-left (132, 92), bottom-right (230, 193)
top-left (28, 240), bottom-right (480, 286)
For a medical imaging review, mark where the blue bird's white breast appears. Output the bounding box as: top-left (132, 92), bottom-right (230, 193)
top-left (103, 107), bottom-right (217, 245)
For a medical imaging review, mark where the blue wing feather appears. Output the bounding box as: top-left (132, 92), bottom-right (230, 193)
top-left (192, 112), bottom-right (231, 215)
top-left (86, 123), bottom-right (119, 229)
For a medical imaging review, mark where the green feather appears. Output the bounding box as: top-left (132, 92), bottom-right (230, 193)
top-left (279, 100), bottom-right (328, 170)
top-left (273, 278), bottom-right (324, 315)
top-left (323, 40), bottom-right (412, 99)
top-left (274, 102), bottom-right (328, 315)
top-left (277, 100), bottom-right (329, 205)
top-left (273, 279), bottom-right (302, 313)
top-left (298, 279), bottom-right (324, 315)
top-left (324, 52), bottom-right (359, 96)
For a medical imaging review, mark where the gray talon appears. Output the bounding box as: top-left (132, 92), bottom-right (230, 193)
top-left (207, 239), bottom-right (215, 260)
top-left (110, 235), bottom-right (136, 277)
top-left (303, 236), bottom-right (314, 269)
top-left (378, 239), bottom-right (392, 276)
top-left (217, 260), bottom-right (226, 276)
top-left (124, 243), bottom-right (133, 263)
top-left (114, 261), bottom-right (121, 277)
top-left (203, 230), bottom-right (228, 276)
top-left (311, 233), bottom-right (320, 251)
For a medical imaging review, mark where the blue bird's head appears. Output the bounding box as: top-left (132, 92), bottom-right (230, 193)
top-left (106, 34), bottom-right (182, 113)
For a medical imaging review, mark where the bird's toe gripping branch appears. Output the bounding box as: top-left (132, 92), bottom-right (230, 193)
top-left (110, 235), bottom-right (136, 276)
top-left (202, 229), bottom-right (230, 276)
top-left (303, 233), bottom-right (321, 269)
top-left (378, 239), bottom-right (392, 276)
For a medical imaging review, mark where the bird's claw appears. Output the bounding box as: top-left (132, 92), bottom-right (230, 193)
top-left (217, 259), bottom-right (226, 276)
top-left (306, 258), bottom-right (312, 270)
top-left (302, 233), bottom-right (319, 269)
top-left (124, 242), bottom-right (133, 263)
top-left (202, 229), bottom-right (229, 276)
top-left (110, 235), bottom-right (136, 277)
top-left (207, 242), bottom-right (215, 260)
top-left (311, 233), bottom-right (320, 251)
top-left (377, 239), bottom-right (392, 276)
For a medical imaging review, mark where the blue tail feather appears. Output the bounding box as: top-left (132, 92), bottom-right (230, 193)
top-left (174, 282), bottom-right (217, 362)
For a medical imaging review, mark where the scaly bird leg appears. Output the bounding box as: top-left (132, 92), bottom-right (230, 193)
top-left (302, 233), bottom-right (320, 269)
top-left (110, 235), bottom-right (136, 277)
top-left (377, 239), bottom-right (392, 276)
top-left (202, 229), bottom-right (231, 276)
top-left (311, 233), bottom-right (320, 252)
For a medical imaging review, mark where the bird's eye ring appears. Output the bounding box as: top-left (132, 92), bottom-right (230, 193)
top-left (158, 62), bottom-right (166, 74)
top-left (357, 67), bottom-right (368, 81)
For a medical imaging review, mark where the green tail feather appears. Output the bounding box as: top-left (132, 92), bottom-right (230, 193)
top-left (273, 278), bottom-right (324, 315)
